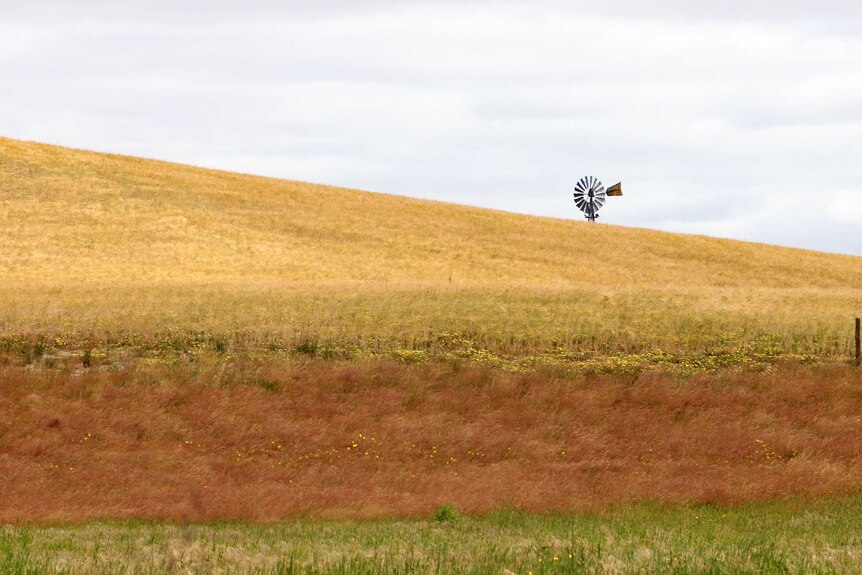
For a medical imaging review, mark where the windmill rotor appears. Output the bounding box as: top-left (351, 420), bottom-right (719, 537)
top-left (573, 176), bottom-right (621, 221)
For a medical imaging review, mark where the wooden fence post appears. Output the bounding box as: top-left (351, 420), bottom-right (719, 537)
top-left (856, 317), bottom-right (861, 368)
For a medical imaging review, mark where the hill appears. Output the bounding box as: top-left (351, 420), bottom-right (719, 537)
top-left (3, 136), bottom-right (861, 287)
top-left (1, 136), bottom-right (861, 363)
top-left (3, 137), bottom-right (862, 522)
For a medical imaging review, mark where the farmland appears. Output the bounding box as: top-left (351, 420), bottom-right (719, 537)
top-left (2, 137), bottom-right (862, 572)
top-left (1, 136), bottom-right (861, 366)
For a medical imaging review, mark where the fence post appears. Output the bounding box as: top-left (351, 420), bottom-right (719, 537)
top-left (856, 317), bottom-right (861, 368)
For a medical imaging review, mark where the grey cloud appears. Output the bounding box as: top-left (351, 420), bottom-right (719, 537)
top-left (2, 1), bottom-right (862, 255)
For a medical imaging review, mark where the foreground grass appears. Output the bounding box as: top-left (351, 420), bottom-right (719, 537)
top-left (3, 497), bottom-right (862, 574)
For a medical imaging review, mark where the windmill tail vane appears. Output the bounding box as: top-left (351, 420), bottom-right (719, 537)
top-left (573, 177), bottom-right (622, 221)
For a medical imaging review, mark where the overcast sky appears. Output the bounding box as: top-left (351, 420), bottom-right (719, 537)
top-left (3, 1), bottom-right (862, 255)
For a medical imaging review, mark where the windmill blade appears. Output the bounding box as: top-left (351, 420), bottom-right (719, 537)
top-left (574, 177), bottom-right (590, 195)
top-left (574, 176), bottom-right (593, 216)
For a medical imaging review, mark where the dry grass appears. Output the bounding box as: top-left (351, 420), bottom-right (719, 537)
top-left (3, 137), bottom-right (862, 537)
top-left (1, 282), bottom-right (859, 362)
top-left (4, 136), bottom-right (859, 288)
top-left (1, 136), bottom-right (862, 360)
top-left (2, 357), bottom-right (862, 522)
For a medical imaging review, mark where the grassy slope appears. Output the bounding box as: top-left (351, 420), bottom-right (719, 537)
top-left (1, 136), bottom-right (862, 361)
top-left (4, 359), bottom-right (862, 521)
top-left (4, 138), bottom-right (862, 530)
top-left (3, 136), bottom-right (859, 288)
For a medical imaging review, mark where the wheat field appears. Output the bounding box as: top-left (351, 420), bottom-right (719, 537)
top-left (1, 136), bottom-right (861, 364)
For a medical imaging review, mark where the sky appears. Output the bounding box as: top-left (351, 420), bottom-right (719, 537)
top-left (3, 1), bottom-right (862, 255)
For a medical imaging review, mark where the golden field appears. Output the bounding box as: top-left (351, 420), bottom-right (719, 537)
top-left (1, 136), bottom-right (861, 364)
top-left (3, 137), bottom-right (862, 524)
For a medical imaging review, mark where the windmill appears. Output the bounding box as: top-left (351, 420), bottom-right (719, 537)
top-left (573, 176), bottom-right (622, 221)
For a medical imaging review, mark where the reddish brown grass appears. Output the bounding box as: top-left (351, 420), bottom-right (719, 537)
top-left (2, 357), bottom-right (862, 522)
